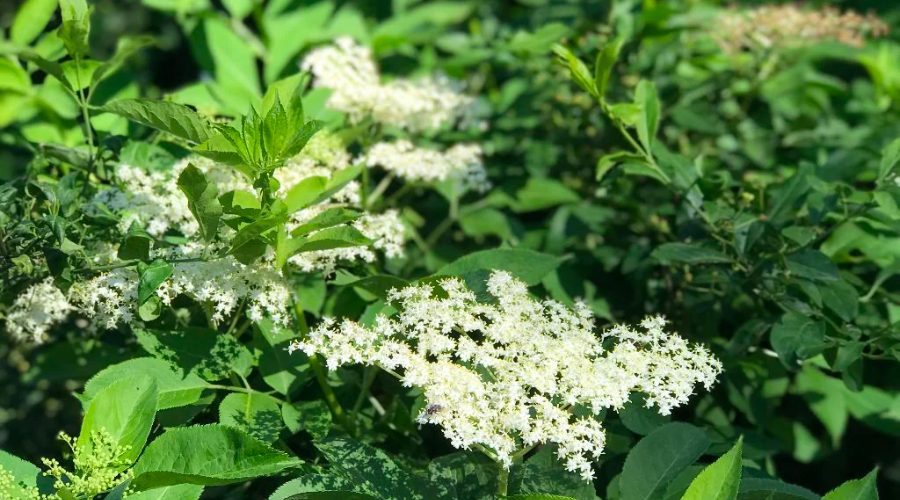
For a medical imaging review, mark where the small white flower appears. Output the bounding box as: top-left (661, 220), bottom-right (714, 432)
top-left (365, 140), bottom-right (491, 193)
top-left (301, 37), bottom-right (484, 132)
top-left (293, 271), bottom-right (722, 480)
top-left (5, 278), bottom-right (73, 344)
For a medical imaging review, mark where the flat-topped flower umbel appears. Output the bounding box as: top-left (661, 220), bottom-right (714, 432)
top-left (292, 270), bottom-right (722, 480)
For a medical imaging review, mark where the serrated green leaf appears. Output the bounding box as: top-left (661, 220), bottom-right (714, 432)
top-left (680, 437), bottom-right (742, 500)
top-left (737, 478), bottom-right (818, 500)
top-left (219, 392), bottom-right (284, 444)
top-left (282, 400), bottom-right (331, 439)
top-left (770, 313), bottom-right (827, 369)
top-left (435, 249), bottom-right (566, 286)
top-left (619, 423), bottom-right (711, 500)
top-left (594, 38), bottom-right (623, 99)
top-left (135, 327), bottom-right (254, 382)
top-left (787, 250), bottom-right (839, 281)
top-left (254, 319), bottom-right (311, 395)
top-left (102, 99), bottom-right (212, 144)
top-left (11, 0), bottom-right (58, 46)
top-left (78, 375), bottom-right (158, 464)
top-left (821, 469), bottom-right (879, 500)
top-left (177, 163), bottom-right (222, 241)
top-left (313, 435), bottom-right (445, 500)
top-left (83, 358), bottom-right (209, 410)
top-left (137, 259), bottom-right (173, 305)
top-left (291, 208), bottom-right (362, 237)
top-left (58, 0), bottom-right (90, 59)
top-left (635, 79), bottom-right (660, 154)
top-left (878, 138), bottom-right (900, 181)
top-left (132, 424), bottom-right (299, 488)
top-left (652, 243), bottom-right (731, 264)
top-left (284, 176), bottom-right (327, 213)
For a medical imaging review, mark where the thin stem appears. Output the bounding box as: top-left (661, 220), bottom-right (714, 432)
top-left (352, 366), bottom-right (378, 422)
top-left (292, 299), bottom-right (353, 434)
top-left (497, 466), bottom-right (509, 498)
top-left (366, 174), bottom-right (395, 209)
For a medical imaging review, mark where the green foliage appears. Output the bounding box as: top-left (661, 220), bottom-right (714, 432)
top-left (2, 0), bottom-right (900, 499)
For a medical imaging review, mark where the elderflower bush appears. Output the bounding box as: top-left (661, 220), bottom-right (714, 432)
top-left (2, 0), bottom-right (900, 499)
top-left (294, 271), bottom-right (721, 480)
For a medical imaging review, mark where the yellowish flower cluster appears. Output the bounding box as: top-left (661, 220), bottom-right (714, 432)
top-left (41, 430), bottom-right (132, 499)
top-left (292, 271), bottom-right (721, 480)
top-left (714, 4), bottom-right (888, 53)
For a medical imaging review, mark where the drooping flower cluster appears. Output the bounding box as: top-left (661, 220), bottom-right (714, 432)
top-left (301, 37), bottom-right (483, 132)
top-left (714, 4), bottom-right (888, 53)
top-left (4, 278), bottom-right (73, 344)
top-left (365, 140), bottom-right (491, 193)
top-left (292, 271), bottom-right (721, 480)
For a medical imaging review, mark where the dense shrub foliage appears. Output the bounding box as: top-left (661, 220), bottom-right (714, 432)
top-left (1, 0), bottom-right (899, 499)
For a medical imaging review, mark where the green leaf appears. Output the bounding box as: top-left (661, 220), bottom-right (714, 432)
top-left (787, 250), bottom-right (839, 282)
top-left (91, 36), bottom-right (154, 90)
top-left (770, 313), bottom-right (827, 368)
top-left (821, 469), bottom-right (879, 500)
top-left (284, 176), bottom-right (328, 213)
top-left (311, 164), bottom-right (364, 205)
top-left (619, 423), bottom-right (711, 500)
top-left (132, 424), bottom-right (299, 488)
top-left (106, 484), bottom-right (204, 500)
top-left (78, 375), bottom-right (158, 464)
top-left (135, 327), bottom-right (254, 381)
top-left (508, 496), bottom-right (583, 500)
top-left (313, 435), bottom-right (445, 500)
top-left (619, 393), bottom-right (671, 436)
top-left (263, 91), bottom-right (289, 160)
top-left (283, 120), bottom-right (325, 158)
top-left (83, 358), bottom-right (210, 410)
top-left (11, 0), bottom-right (58, 46)
top-left (652, 243), bottom-right (731, 264)
top-left (510, 445), bottom-right (597, 500)
top-left (737, 478), bottom-right (818, 500)
top-left (286, 77), bottom-right (309, 133)
top-left (291, 208), bottom-right (362, 237)
top-left (680, 437), bottom-right (742, 500)
top-left (102, 99), bottom-right (212, 144)
top-left (0, 450), bottom-right (53, 493)
top-left (596, 151), bottom-right (648, 182)
top-left (878, 138), bottom-right (900, 181)
top-left (507, 23), bottom-right (571, 55)
top-left (0, 45), bottom-right (73, 91)
top-left (512, 178), bottom-right (580, 212)
top-left (230, 215), bottom-right (284, 264)
top-left (282, 400), bottom-right (331, 439)
top-left (253, 319), bottom-right (311, 395)
top-left (177, 163), bottom-right (222, 241)
top-left (219, 392), bottom-right (284, 444)
top-left (553, 44), bottom-right (596, 97)
top-left (0, 59), bottom-right (32, 94)
top-left (795, 367), bottom-right (848, 448)
top-left (137, 260), bottom-right (173, 321)
top-left (635, 79), bottom-right (661, 154)
top-left (119, 223), bottom-right (152, 261)
top-left (293, 226), bottom-right (373, 253)
top-left (594, 38), bottom-right (623, 99)
top-left (435, 249), bottom-right (566, 286)
top-left (58, 0), bottom-right (90, 59)
top-left (283, 493), bottom-right (381, 500)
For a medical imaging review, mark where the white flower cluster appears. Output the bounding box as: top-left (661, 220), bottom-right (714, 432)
top-left (68, 249), bottom-right (293, 330)
top-left (67, 132), bottom-right (406, 332)
top-left (365, 140), bottom-right (491, 193)
top-left (301, 37), bottom-right (482, 132)
top-left (292, 271), bottom-right (721, 480)
top-left (4, 278), bottom-right (73, 344)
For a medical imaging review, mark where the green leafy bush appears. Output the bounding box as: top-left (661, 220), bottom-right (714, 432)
top-left (1, 0), bottom-right (899, 499)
